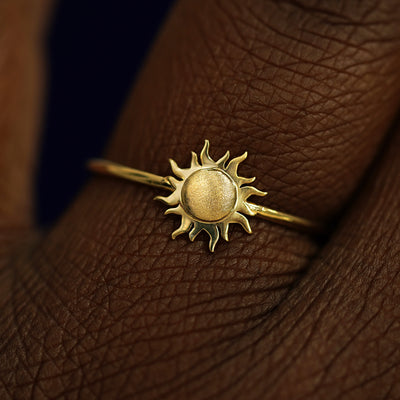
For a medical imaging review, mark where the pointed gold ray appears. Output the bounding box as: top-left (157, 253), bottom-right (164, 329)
top-left (190, 151), bottom-right (200, 168)
top-left (241, 186), bottom-right (267, 201)
top-left (200, 140), bottom-right (214, 165)
top-left (168, 176), bottom-right (181, 188)
top-left (165, 205), bottom-right (185, 216)
top-left (216, 151), bottom-right (230, 168)
top-left (204, 224), bottom-right (220, 252)
top-left (237, 176), bottom-right (256, 186)
top-left (154, 190), bottom-right (180, 206)
top-left (219, 221), bottom-right (230, 241)
top-left (230, 212), bottom-right (252, 234)
top-left (226, 152), bottom-right (247, 176)
top-left (169, 159), bottom-right (188, 179)
top-left (189, 223), bottom-right (203, 241)
top-left (172, 216), bottom-right (192, 239)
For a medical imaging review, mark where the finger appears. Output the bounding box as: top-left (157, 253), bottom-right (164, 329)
top-left (4, 1), bottom-right (400, 398)
top-left (0, 0), bottom-right (50, 234)
top-left (246, 126), bottom-right (400, 399)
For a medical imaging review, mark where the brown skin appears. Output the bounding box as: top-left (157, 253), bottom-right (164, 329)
top-left (1, 0), bottom-right (400, 398)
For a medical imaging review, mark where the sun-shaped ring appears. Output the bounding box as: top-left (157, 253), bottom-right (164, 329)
top-left (88, 140), bottom-right (324, 252)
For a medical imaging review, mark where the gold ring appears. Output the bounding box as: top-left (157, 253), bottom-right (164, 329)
top-left (88, 140), bottom-right (324, 252)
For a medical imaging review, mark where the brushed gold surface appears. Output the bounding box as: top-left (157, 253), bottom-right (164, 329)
top-left (181, 169), bottom-right (237, 222)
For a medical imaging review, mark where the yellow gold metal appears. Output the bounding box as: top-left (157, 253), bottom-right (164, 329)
top-left (88, 140), bottom-right (324, 251)
top-left (88, 159), bottom-right (172, 190)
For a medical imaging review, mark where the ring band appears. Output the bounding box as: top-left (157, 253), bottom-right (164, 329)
top-left (88, 140), bottom-right (324, 251)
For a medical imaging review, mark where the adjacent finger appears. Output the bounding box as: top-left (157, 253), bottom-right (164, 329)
top-left (0, 0), bottom-right (50, 234)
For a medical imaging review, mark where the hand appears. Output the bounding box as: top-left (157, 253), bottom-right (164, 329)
top-left (1, 1), bottom-right (400, 399)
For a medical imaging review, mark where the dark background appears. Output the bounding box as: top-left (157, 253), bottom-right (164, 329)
top-left (37, 1), bottom-right (173, 225)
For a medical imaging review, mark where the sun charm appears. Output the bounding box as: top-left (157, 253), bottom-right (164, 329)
top-left (155, 140), bottom-right (267, 251)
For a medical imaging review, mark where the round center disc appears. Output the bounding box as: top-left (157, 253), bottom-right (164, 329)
top-left (181, 169), bottom-right (237, 222)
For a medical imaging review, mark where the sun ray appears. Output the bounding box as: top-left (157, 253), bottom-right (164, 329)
top-left (189, 223), bottom-right (203, 241)
top-left (200, 140), bottom-right (214, 165)
top-left (165, 205), bottom-right (185, 216)
top-left (169, 159), bottom-right (187, 179)
top-left (219, 221), bottom-right (230, 241)
top-left (216, 151), bottom-right (230, 168)
top-left (204, 224), bottom-right (220, 252)
top-left (172, 216), bottom-right (192, 239)
top-left (190, 151), bottom-right (200, 168)
top-left (226, 152), bottom-right (247, 176)
top-left (230, 212), bottom-right (252, 234)
top-left (168, 176), bottom-right (181, 188)
top-left (237, 176), bottom-right (256, 186)
top-left (154, 190), bottom-right (180, 206)
top-left (240, 186), bottom-right (267, 201)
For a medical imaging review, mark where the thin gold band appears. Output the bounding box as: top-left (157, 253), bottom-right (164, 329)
top-left (88, 159), bottom-right (324, 234)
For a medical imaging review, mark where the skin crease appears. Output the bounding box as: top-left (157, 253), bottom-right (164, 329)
top-left (0, 0), bottom-right (400, 398)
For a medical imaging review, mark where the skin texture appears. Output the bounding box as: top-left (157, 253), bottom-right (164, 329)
top-left (1, 0), bottom-right (400, 398)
